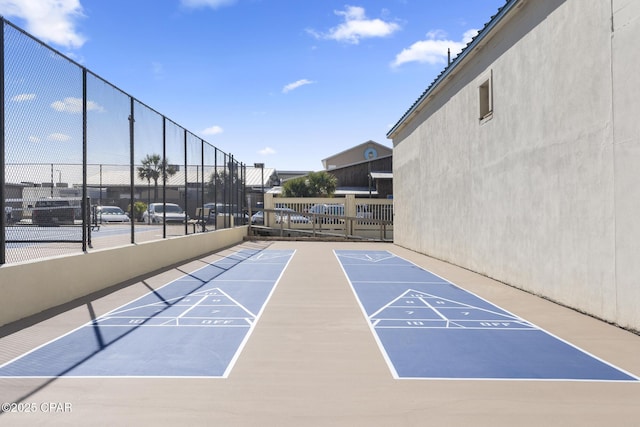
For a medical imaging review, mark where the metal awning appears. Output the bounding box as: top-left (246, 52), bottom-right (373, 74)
top-left (370, 172), bottom-right (393, 179)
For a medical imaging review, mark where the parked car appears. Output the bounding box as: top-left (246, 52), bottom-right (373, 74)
top-left (306, 203), bottom-right (344, 223)
top-left (32, 198), bottom-right (75, 226)
top-left (97, 206), bottom-right (130, 223)
top-left (356, 204), bottom-right (373, 219)
top-left (142, 203), bottom-right (188, 224)
top-left (250, 210), bottom-right (264, 225)
top-left (203, 203), bottom-right (249, 225)
top-left (275, 208), bottom-right (310, 224)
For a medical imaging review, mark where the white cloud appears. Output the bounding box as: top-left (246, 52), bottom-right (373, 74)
top-left (180, 0), bottom-right (236, 9)
top-left (11, 93), bottom-right (36, 102)
top-left (0, 0), bottom-right (86, 48)
top-left (28, 135), bottom-right (41, 143)
top-left (51, 97), bottom-right (104, 113)
top-left (202, 125), bottom-right (223, 135)
top-left (391, 29), bottom-right (478, 68)
top-left (47, 132), bottom-right (71, 142)
top-left (308, 5), bottom-right (400, 45)
top-left (86, 100), bottom-right (104, 112)
top-left (282, 79), bottom-right (315, 94)
top-left (258, 147), bottom-right (276, 156)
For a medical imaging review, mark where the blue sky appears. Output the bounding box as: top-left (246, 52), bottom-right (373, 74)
top-left (0, 0), bottom-right (506, 171)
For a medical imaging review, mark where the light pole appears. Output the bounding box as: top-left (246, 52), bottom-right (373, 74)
top-left (254, 163), bottom-right (264, 208)
top-left (50, 164), bottom-right (54, 196)
top-left (367, 152), bottom-right (374, 199)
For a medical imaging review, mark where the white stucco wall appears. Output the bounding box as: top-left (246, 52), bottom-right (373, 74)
top-left (611, 0), bottom-right (640, 329)
top-left (391, 0), bottom-right (639, 331)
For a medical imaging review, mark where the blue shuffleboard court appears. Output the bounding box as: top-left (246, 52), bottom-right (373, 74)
top-left (335, 250), bottom-right (639, 381)
top-left (0, 249), bottom-right (295, 378)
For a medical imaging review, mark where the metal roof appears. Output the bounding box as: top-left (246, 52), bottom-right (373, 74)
top-left (335, 187), bottom-right (378, 196)
top-left (245, 167), bottom-right (277, 187)
top-left (370, 172), bottom-right (393, 180)
top-left (83, 166), bottom-right (277, 187)
top-left (266, 186), bottom-right (378, 196)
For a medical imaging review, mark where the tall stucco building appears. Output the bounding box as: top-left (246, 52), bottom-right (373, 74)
top-left (387, 0), bottom-right (640, 332)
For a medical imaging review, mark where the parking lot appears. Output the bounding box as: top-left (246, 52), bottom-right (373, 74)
top-left (3, 221), bottom-right (206, 263)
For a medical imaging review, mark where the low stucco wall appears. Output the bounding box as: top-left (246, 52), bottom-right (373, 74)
top-left (0, 226), bottom-right (248, 327)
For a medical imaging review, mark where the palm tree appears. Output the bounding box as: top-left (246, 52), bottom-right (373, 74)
top-left (137, 154), bottom-right (178, 201)
top-left (307, 171), bottom-right (337, 197)
top-left (281, 176), bottom-right (311, 197)
top-left (282, 171), bottom-right (337, 197)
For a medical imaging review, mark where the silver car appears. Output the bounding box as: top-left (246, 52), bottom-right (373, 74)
top-left (251, 210), bottom-right (264, 225)
top-left (142, 203), bottom-right (188, 224)
top-left (275, 208), bottom-right (310, 224)
top-left (97, 206), bottom-right (130, 223)
top-left (307, 203), bottom-right (344, 224)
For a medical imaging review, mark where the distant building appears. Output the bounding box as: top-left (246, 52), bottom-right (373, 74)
top-left (277, 171), bottom-right (310, 183)
top-left (321, 140), bottom-right (393, 198)
top-left (245, 166), bottom-right (279, 208)
top-left (322, 140), bottom-right (392, 170)
top-left (326, 156), bottom-right (392, 198)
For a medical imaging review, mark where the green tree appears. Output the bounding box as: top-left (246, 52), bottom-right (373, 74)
top-left (137, 154), bottom-right (178, 201)
top-left (128, 201), bottom-right (147, 222)
top-left (281, 171), bottom-right (337, 197)
top-left (307, 171), bottom-right (337, 197)
top-left (282, 177), bottom-right (311, 197)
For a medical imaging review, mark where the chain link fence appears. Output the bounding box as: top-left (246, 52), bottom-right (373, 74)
top-left (0, 19), bottom-right (246, 264)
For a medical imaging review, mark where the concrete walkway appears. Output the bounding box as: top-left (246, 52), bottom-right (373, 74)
top-left (1, 240), bottom-right (639, 426)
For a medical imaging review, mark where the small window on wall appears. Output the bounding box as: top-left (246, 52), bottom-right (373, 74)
top-left (479, 70), bottom-right (493, 122)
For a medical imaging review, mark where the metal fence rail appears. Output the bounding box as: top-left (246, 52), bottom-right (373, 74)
top-left (0, 18), bottom-right (246, 265)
